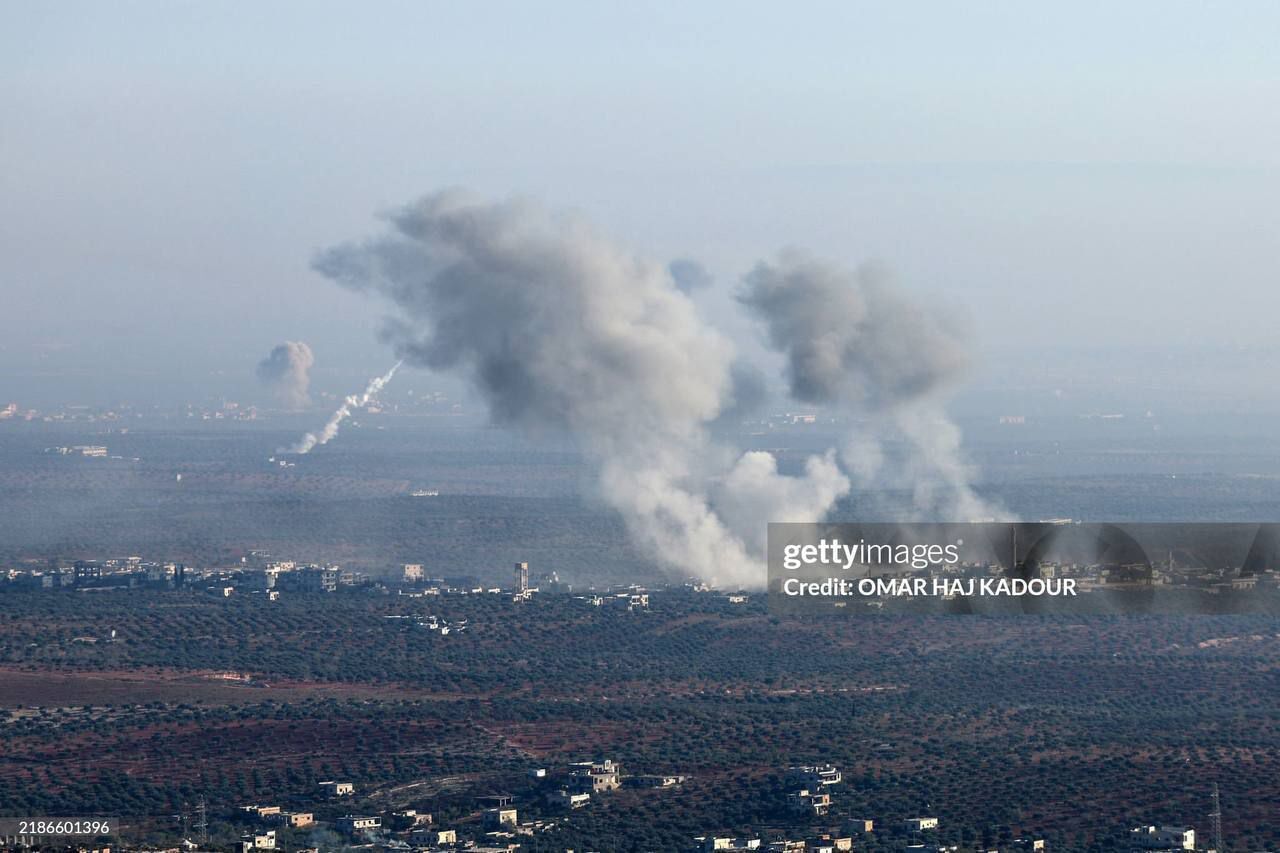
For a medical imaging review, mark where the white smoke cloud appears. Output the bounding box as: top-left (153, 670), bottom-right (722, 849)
top-left (313, 191), bottom-right (848, 587)
top-left (712, 450), bottom-right (850, 554)
top-left (739, 251), bottom-right (1008, 522)
top-left (284, 361), bottom-right (401, 455)
top-left (256, 341), bottom-right (315, 410)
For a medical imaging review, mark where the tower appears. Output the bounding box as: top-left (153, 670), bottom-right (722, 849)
top-left (514, 562), bottom-right (529, 593)
top-left (195, 794), bottom-right (208, 846)
top-left (1209, 783), bottom-right (1223, 853)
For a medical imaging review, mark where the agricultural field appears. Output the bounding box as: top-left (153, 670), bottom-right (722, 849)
top-left (1, 589), bottom-right (1276, 851)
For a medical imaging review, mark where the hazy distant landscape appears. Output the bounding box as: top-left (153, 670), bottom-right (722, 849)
top-left (6, 4), bottom-right (1280, 849)
top-left (5, 405), bottom-right (1280, 585)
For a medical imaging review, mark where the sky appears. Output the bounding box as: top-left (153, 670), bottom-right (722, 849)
top-left (3, 1), bottom-right (1279, 406)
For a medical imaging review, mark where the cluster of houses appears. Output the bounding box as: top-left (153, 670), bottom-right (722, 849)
top-left (694, 830), bottom-right (1046, 853)
top-left (235, 788), bottom-right (469, 852)
top-left (693, 766), bottom-right (1055, 853)
top-left (228, 759), bottom-right (655, 853)
top-left (695, 818), bottom-right (1202, 853)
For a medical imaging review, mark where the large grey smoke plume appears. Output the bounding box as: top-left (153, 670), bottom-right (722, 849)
top-left (313, 191), bottom-right (848, 587)
top-left (284, 361), bottom-right (402, 455)
top-left (739, 252), bottom-right (1005, 521)
top-left (256, 341), bottom-right (315, 409)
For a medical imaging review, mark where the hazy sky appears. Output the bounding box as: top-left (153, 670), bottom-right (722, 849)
top-left (3, 2), bottom-right (1279, 405)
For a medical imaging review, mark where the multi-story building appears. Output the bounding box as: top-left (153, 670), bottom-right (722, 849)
top-left (787, 789), bottom-right (830, 816)
top-left (294, 567), bottom-right (339, 593)
top-left (74, 561), bottom-right (103, 585)
top-left (569, 759), bottom-right (622, 793)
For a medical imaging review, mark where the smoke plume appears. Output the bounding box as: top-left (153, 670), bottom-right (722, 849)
top-left (739, 252), bottom-right (1004, 521)
top-left (256, 341), bottom-right (315, 409)
top-left (668, 258), bottom-right (713, 293)
top-left (284, 361), bottom-right (401, 455)
top-left (313, 191), bottom-right (849, 587)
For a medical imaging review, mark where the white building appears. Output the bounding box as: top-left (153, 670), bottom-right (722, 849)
top-left (1130, 825), bottom-right (1195, 851)
top-left (318, 780), bottom-right (354, 797)
top-left (548, 790), bottom-right (590, 809)
top-left (699, 837), bottom-right (761, 851)
top-left (787, 764), bottom-right (842, 787)
top-left (238, 830), bottom-right (275, 851)
top-left (336, 815), bottom-right (381, 833)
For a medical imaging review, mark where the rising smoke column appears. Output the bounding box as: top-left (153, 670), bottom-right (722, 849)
top-left (312, 191), bottom-right (848, 587)
top-left (284, 361), bottom-right (402, 454)
top-left (256, 341), bottom-right (315, 409)
top-left (738, 251), bottom-right (1005, 521)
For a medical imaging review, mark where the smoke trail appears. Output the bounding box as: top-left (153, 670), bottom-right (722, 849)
top-left (739, 251), bottom-right (1006, 521)
top-left (256, 341), bottom-right (315, 409)
top-left (284, 361), bottom-right (402, 455)
top-left (312, 191), bottom-right (848, 587)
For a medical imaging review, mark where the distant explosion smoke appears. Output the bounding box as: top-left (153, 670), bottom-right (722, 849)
top-left (284, 361), bottom-right (402, 455)
top-left (738, 252), bottom-right (1005, 521)
top-left (313, 191), bottom-right (848, 587)
top-left (312, 190), bottom-right (1000, 585)
top-left (256, 341), bottom-right (315, 409)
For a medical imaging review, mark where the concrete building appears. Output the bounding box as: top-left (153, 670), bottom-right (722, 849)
top-left (274, 812), bottom-right (313, 828)
top-left (296, 567), bottom-right (339, 593)
top-left (336, 815), bottom-right (381, 834)
top-left (569, 758), bottom-right (622, 792)
top-left (787, 789), bottom-right (830, 816)
top-left (423, 829), bottom-right (456, 844)
top-left (390, 809), bottom-right (431, 829)
top-left (403, 563), bottom-right (424, 583)
top-left (243, 569), bottom-right (277, 590)
top-left (514, 561), bottom-right (529, 593)
top-left (484, 807), bottom-right (518, 828)
top-left (787, 764), bottom-right (842, 787)
top-left (74, 561), bottom-right (103, 584)
top-left (904, 817), bottom-right (939, 832)
top-left (239, 805), bottom-right (280, 820)
top-left (1130, 825), bottom-right (1195, 851)
top-left (548, 790), bottom-right (590, 809)
top-left (699, 837), bottom-right (761, 851)
top-left (318, 780), bottom-right (354, 797)
top-left (237, 830), bottom-right (275, 851)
